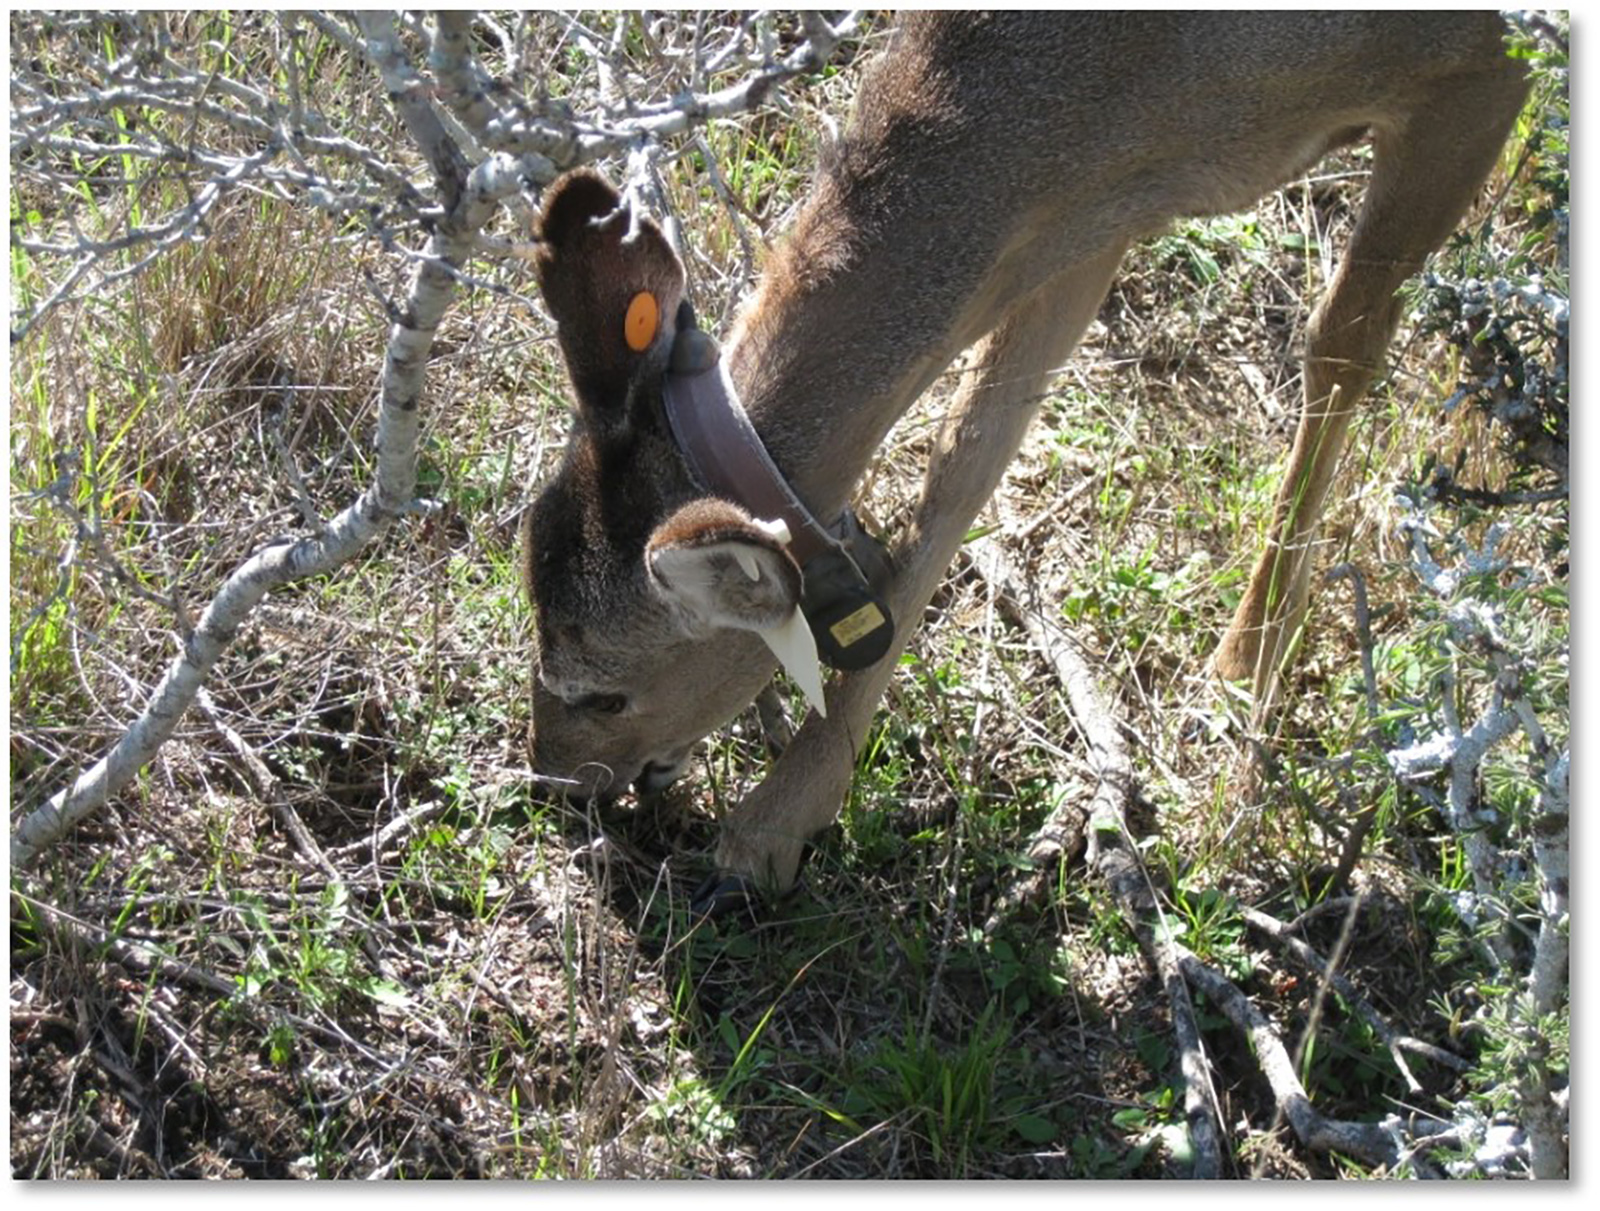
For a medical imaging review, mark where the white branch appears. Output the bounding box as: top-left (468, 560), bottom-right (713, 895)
top-left (1528, 748), bottom-right (1568, 1014)
top-left (10, 8), bottom-right (866, 860)
top-left (11, 12), bottom-right (478, 867)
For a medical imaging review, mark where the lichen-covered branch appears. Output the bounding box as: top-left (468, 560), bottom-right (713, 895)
top-left (12, 13), bottom-right (470, 866)
top-left (1383, 477), bottom-right (1569, 1178)
top-left (967, 539), bottom-right (1222, 1180)
top-left (1175, 947), bottom-right (1415, 1173)
top-left (11, 10), bottom-right (863, 342)
top-left (10, 10), bottom-right (865, 863)
top-left (1240, 903), bottom-right (1468, 1094)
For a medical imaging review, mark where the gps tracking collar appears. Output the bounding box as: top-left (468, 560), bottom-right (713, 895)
top-left (659, 300), bottom-right (896, 690)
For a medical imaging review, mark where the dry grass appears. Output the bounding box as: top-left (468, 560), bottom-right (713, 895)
top-left (10, 13), bottom-right (1566, 1180)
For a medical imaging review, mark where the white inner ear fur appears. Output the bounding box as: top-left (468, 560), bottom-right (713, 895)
top-left (752, 517), bottom-right (792, 546)
top-left (649, 540), bottom-right (790, 626)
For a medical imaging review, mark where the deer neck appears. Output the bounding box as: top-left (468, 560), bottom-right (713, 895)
top-left (721, 211), bottom-right (975, 523)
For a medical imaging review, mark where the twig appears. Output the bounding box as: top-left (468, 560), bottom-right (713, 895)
top-left (325, 800), bottom-right (447, 865)
top-left (10, 14), bottom-right (478, 868)
top-left (689, 132), bottom-right (757, 328)
top-left (1322, 564), bottom-right (1383, 890)
top-left (919, 826), bottom-right (964, 1048)
top-left (1379, 489), bottom-right (1566, 1174)
top-left (1429, 479), bottom-right (1567, 508)
top-left (10, 528), bottom-right (79, 678)
top-left (1175, 946), bottom-right (1424, 1173)
top-left (196, 686), bottom-right (338, 882)
top-left (18, 890), bottom-right (398, 1067)
top-left (1240, 902), bottom-right (1467, 1094)
top-left (1523, 746), bottom-right (1569, 1180)
top-left (966, 537), bottom-right (1221, 1179)
top-left (965, 539), bottom-right (1112, 911)
top-left (26, 451), bottom-right (194, 636)
top-left (1528, 747), bottom-right (1568, 1014)
top-left (263, 388), bottom-right (326, 535)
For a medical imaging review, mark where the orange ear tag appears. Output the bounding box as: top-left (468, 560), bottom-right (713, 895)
top-left (624, 291), bottom-right (659, 352)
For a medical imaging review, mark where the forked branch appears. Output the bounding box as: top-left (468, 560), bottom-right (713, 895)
top-left (968, 539), bottom-right (1222, 1180)
top-left (10, 11), bottom-right (861, 865)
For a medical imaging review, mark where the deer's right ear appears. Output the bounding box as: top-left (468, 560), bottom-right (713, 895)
top-left (535, 170), bottom-right (685, 427)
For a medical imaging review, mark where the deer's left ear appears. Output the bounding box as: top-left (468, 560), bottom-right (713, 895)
top-left (535, 169), bottom-right (685, 428)
top-left (646, 499), bottom-right (827, 717)
top-left (646, 499), bottom-right (801, 632)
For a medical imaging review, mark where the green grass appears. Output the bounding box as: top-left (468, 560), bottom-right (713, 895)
top-left (9, 10), bottom-right (1567, 1181)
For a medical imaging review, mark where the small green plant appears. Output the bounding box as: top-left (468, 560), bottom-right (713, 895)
top-left (647, 1077), bottom-right (738, 1148)
top-left (1151, 212), bottom-right (1273, 286)
top-left (836, 1008), bottom-right (1010, 1173)
top-left (231, 882), bottom-right (407, 1014)
top-left (1166, 885), bottom-right (1249, 980)
top-left (1063, 546), bottom-right (1211, 653)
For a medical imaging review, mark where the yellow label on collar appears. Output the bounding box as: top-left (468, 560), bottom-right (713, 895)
top-left (625, 291), bottom-right (658, 352)
top-left (830, 602), bottom-right (886, 649)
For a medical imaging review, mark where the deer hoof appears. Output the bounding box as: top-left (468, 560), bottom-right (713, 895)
top-left (691, 871), bottom-right (761, 922)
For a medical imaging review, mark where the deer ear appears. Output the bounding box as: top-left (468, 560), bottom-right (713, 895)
top-left (647, 500), bottom-right (801, 631)
top-left (646, 500), bottom-right (827, 717)
top-left (535, 169), bottom-right (685, 426)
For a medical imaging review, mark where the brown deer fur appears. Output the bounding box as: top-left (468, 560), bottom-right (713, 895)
top-left (521, 12), bottom-right (1528, 895)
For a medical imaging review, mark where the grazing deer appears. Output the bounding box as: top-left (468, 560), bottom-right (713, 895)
top-left (520, 12), bottom-right (1528, 904)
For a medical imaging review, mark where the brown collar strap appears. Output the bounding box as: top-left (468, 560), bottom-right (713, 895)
top-left (661, 338), bottom-right (840, 567)
top-left (661, 311), bottom-right (898, 674)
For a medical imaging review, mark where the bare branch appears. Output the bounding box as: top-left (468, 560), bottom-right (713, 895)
top-left (13, 13), bottom-right (473, 865)
top-left (10, 8), bottom-right (864, 865)
top-left (967, 537), bottom-right (1222, 1180)
top-left (1176, 946), bottom-right (1415, 1173)
top-left (1240, 902), bottom-right (1469, 1094)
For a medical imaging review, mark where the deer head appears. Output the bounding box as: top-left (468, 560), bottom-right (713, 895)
top-left (520, 170), bottom-right (807, 800)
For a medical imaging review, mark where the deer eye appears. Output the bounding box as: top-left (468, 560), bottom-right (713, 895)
top-left (574, 692), bottom-right (628, 716)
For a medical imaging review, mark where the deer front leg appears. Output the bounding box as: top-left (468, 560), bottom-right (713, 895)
top-left (714, 249), bottom-right (1126, 897)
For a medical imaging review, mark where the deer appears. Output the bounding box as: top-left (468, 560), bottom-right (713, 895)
top-left (518, 11), bottom-right (1528, 910)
